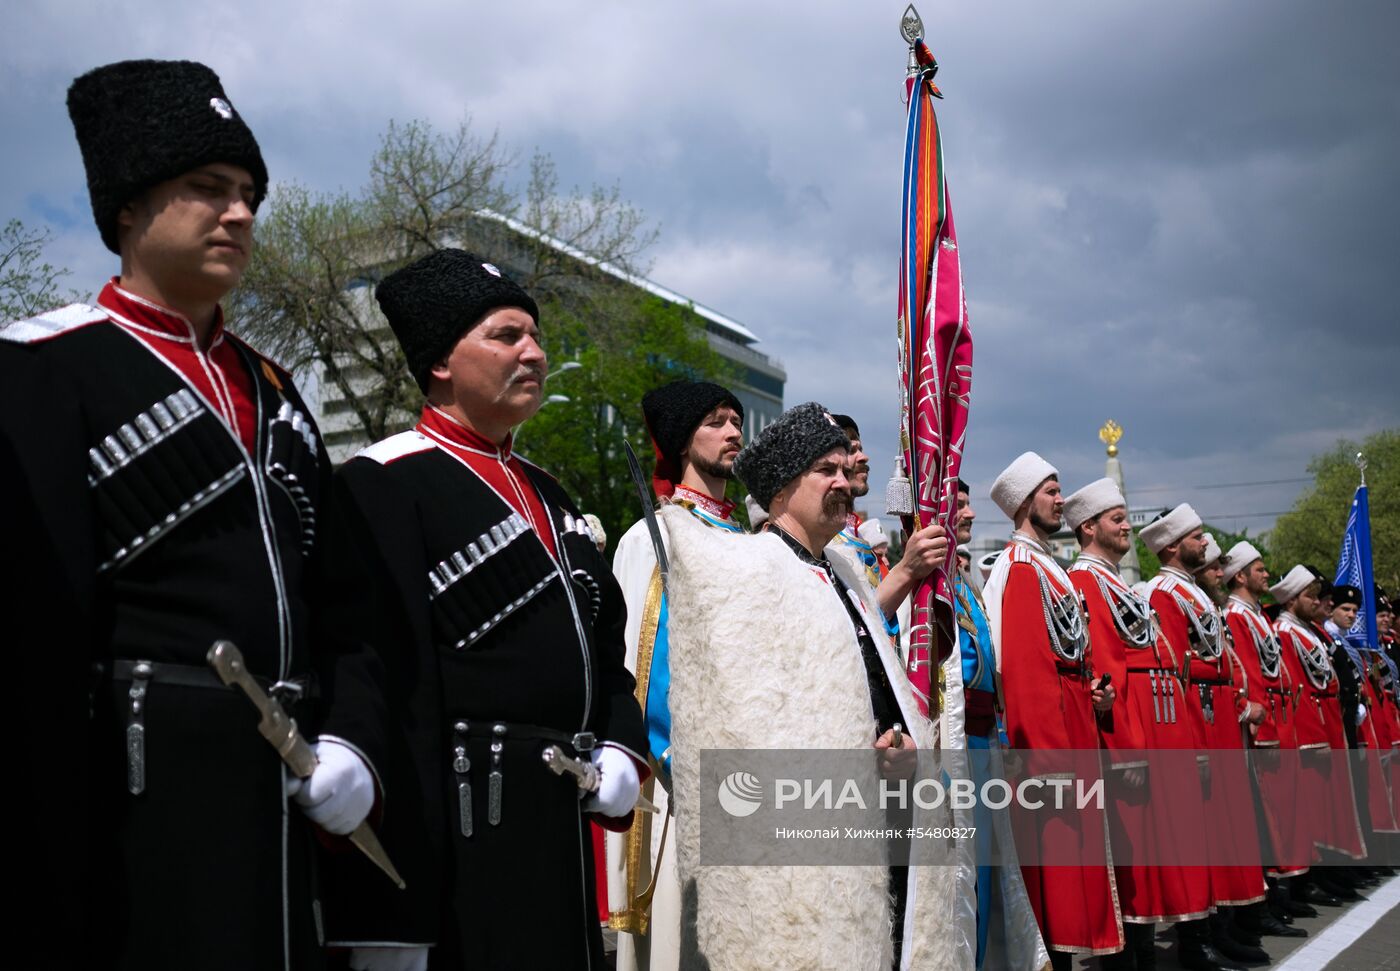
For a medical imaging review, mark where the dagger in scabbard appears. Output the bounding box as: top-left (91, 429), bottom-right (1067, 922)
top-left (206, 640), bottom-right (407, 890)
top-left (542, 745), bottom-right (658, 814)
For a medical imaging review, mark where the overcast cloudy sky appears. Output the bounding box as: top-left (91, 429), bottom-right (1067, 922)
top-left (4, 1), bottom-right (1396, 541)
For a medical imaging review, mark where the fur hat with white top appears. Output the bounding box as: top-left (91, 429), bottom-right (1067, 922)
top-left (1269, 564), bottom-right (1317, 605)
top-left (1219, 541), bottom-right (1263, 582)
top-left (1139, 502), bottom-right (1202, 555)
top-left (1062, 477), bottom-right (1126, 533)
top-left (990, 451), bottom-right (1057, 520)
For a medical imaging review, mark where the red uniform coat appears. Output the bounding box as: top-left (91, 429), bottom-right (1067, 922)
top-left (1355, 663), bottom-right (1399, 833)
top-left (1224, 597), bottom-right (1310, 874)
top-left (1147, 569), bottom-right (1266, 906)
top-left (1275, 613), bottom-right (1366, 859)
top-left (991, 538), bottom-right (1123, 955)
top-left (1072, 556), bottom-right (1211, 923)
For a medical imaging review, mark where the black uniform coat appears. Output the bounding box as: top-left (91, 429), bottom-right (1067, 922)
top-left (321, 428), bottom-right (646, 970)
top-left (0, 304), bottom-right (385, 971)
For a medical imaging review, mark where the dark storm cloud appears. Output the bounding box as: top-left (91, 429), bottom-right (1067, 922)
top-left (2, 0), bottom-right (1395, 540)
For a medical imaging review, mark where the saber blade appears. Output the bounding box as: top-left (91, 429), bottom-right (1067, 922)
top-left (622, 439), bottom-right (669, 595)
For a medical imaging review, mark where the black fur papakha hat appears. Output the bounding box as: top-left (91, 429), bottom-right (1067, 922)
top-left (1332, 584), bottom-right (1363, 608)
top-left (67, 60), bottom-right (269, 253)
top-left (642, 380), bottom-right (743, 497)
top-left (375, 248), bottom-right (540, 393)
top-left (734, 401), bottom-right (849, 511)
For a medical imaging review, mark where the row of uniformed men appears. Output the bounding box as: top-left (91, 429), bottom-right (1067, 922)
top-left (602, 436), bottom-right (1400, 971)
top-left (1, 55), bottom-right (963, 971)
top-left (8, 54), bottom-right (1392, 971)
top-left (2, 59), bottom-right (657, 971)
top-left (971, 454), bottom-right (1400, 971)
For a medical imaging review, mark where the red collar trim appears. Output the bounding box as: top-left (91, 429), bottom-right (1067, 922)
top-left (98, 279), bottom-right (227, 346)
top-left (673, 484), bottom-right (734, 520)
top-left (417, 404), bottom-right (514, 457)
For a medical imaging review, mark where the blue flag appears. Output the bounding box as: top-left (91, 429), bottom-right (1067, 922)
top-left (1334, 483), bottom-right (1378, 651)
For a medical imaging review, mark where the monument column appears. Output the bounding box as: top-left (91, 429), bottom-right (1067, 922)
top-left (1099, 419), bottom-right (1141, 583)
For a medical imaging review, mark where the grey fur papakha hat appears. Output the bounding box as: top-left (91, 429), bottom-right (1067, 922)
top-left (734, 402), bottom-right (850, 510)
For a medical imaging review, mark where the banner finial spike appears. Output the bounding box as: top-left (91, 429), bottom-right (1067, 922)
top-left (901, 5), bottom-right (924, 76)
top-left (1356, 451), bottom-right (1367, 486)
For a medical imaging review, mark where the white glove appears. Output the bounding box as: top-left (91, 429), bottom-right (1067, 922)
top-left (349, 946), bottom-right (430, 971)
top-left (1358, 702), bottom-right (1368, 725)
top-left (581, 744), bottom-right (640, 818)
top-left (291, 740), bottom-right (375, 835)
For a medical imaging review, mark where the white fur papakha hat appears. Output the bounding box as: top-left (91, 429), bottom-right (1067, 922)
top-left (1062, 477), bottom-right (1127, 532)
top-left (857, 518), bottom-right (888, 547)
top-left (1200, 533), bottom-right (1222, 568)
top-left (1269, 564), bottom-right (1316, 604)
top-left (990, 451), bottom-right (1057, 519)
top-left (1219, 541), bottom-right (1263, 582)
top-left (1139, 502), bottom-right (1202, 554)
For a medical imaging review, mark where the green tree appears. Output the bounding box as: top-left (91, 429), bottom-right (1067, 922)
top-left (1269, 429), bottom-right (1400, 591)
top-left (231, 116), bottom-right (732, 537)
top-left (515, 295), bottom-right (731, 546)
top-left (0, 219), bottom-right (78, 319)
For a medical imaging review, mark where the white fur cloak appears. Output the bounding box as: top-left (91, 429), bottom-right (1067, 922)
top-left (662, 506), bottom-right (968, 971)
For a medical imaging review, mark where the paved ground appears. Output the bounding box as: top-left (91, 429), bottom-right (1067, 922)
top-left (1073, 874), bottom-right (1400, 970)
top-left (604, 874), bottom-right (1400, 968)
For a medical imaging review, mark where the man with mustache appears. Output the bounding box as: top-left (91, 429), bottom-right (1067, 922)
top-left (942, 478), bottom-right (1050, 970)
top-left (323, 249), bottom-right (647, 970)
top-left (660, 402), bottom-right (956, 969)
top-left (1195, 535), bottom-right (1228, 607)
top-left (1064, 479), bottom-right (1215, 969)
top-left (1302, 577), bottom-right (1377, 893)
top-left (1218, 543), bottom-right (1315, 934)
top-left (981, 453), bottom-right (1122, 969)
top-left (608, 379), bottom-right (747, 971)
top-left (0, 60), bottom-right (384, 969)
top-left (1143, 505), bottom-right (1267, 970)
top-left (829, 414), bottom-right (882, 591)
top-left (830, 413), bottom-right (948, 642)
top-left (1272, 566), bottom-right (1368, 901)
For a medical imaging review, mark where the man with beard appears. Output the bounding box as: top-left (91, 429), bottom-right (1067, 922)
top-left (1195, 535), bottom-right (1227, 607)
top-left (1375, 590), bottom-right (1400, 846)
top-left (1064, 479), bottom-right (1214, 969)
top-left (323, 249), bottom-right (647, 970)
top-left (942, 478), bottom-right (1050, 970)
top-left (1218, 543), bottom-right (1314, 935)
top-left (1, 60), bottom-right (384, 969)
top-left (660, 402), bottom-right (959, 969)
top-left (829, 414), bottom-right (883, 592)
top-left (981, 453), bottom-right (1122, 968)
top-left (1142, 505), bottom-right (1266, 970)
top-left (1376, 587), bottom-right (1400, 805)
top-left (1271, 566), bottom-right (1367, 901)
top-left (608, 380), bottom-right (746, 971)
top-left (830, 413), bottom-right (947, 643)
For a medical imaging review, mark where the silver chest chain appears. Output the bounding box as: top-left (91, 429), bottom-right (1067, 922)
top-left (1091, 570), bottom-right (1155, 649)
top-left (1174, 592), bottom-right (1224, 661)
top-left (1289, 622), bottom-right (1332, 690)
top-left (1244, 614), bottom-right (1282, 680)
top-left (1037, 569), bottom-right (1088, 664)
